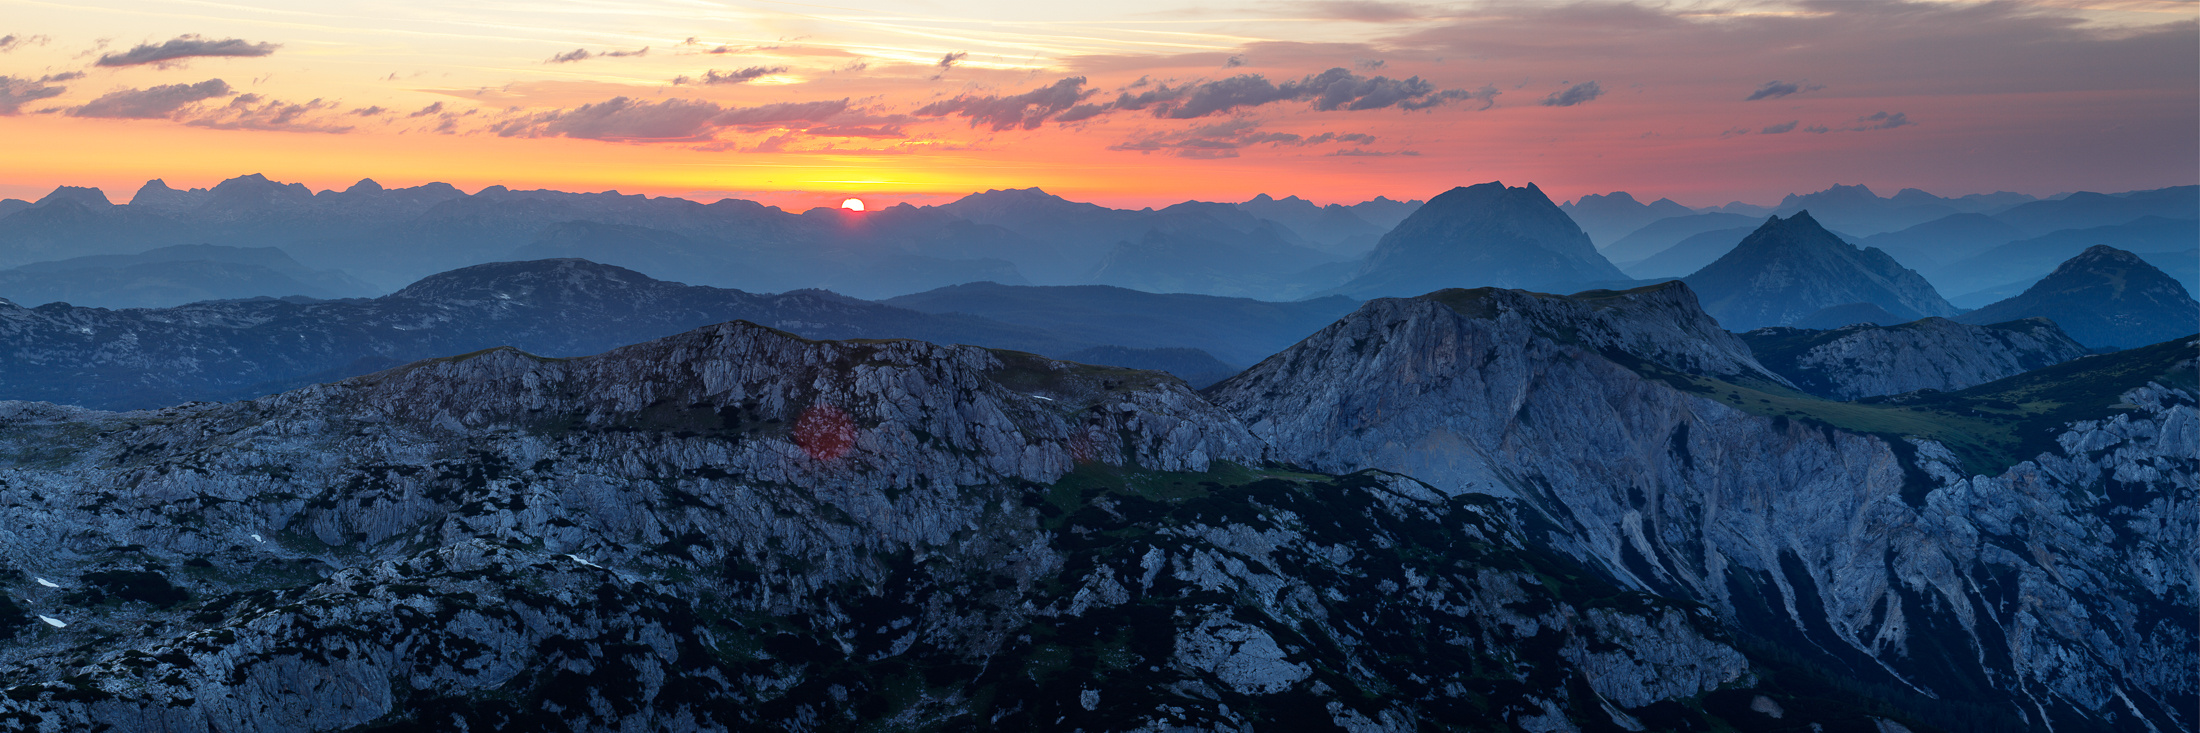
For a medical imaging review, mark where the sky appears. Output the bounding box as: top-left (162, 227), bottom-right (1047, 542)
top-left (0, 0), bottom-right (2193, 210)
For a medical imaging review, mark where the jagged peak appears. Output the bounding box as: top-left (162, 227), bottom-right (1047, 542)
top-left (34, 185), bottom-right (111, 208)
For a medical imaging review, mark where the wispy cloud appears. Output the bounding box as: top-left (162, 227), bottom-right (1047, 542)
top-left (68, 79), bottom-right (233, 118)
top-left (1851, 111), bottom-right (1912, 130)
top-left (546, 46), bottom-right (648, 64)
top-left (1761, 120), bottom-right (1798, 134)
top-left (1744, 80), bottom-right (1824, 101)
top-left (491, 96), bottom-right (853, 141)
top-left (673, 66), bottom-right (789, 85)
top-left (186, 94), bottom-right (353, 134)
top-left (96, 35), bottom-right (277, 68)
top-left (1109, 119), bottom-right (1380, 158)
top-left (0, 76), bottom-right (66, 115)
top-left (0, 34), bottom-right (52, 53)
top-left (915, 77), bottom-right (1093, 130)
top-left (1540, 81), bottom-right (1602, 107)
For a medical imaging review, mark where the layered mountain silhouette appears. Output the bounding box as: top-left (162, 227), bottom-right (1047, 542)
top-left (1621, 226), bottom-right (1755, 278)
top-left (0, 260), bottom-right (1334, 408)
top-left (1559, 191), bottom-right (1694, 247)
top-left (1599, 212), bottom-right (1764, 265)
top-left (882, 280), bottom-right (1357, 367)
top-left (1683, 211), bottom-right (1956, 331)
top-left (1330, 181), bottom-right (1626, 298)
top-left (1955, 245), bottom-right (2200, 349)
top-left (0, 244), bottom-right (375, 308)
top-left (1927, 216), bottom-right (2199, 297)
top-left (1232, 193), bottom-right (1417, 257)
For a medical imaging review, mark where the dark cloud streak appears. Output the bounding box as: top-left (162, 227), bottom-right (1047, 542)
top-left (96, 35), bottom-right (277, 67)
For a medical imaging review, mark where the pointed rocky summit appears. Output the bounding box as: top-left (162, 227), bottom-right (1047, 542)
top-left (1682, 210), bottom-right (1955, 331)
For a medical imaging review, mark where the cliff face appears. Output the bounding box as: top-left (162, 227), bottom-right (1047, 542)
top-left (0, 320), bottom-right (1777, 731)
top-left (1742, 317), bottom-right (2090, 400)
top-left (1209, 289), bottom-right (2196, 732)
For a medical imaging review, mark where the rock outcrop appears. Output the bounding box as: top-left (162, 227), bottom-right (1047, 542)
top-left (1209, 286), bottom-right (2196, 732)
top-left (1742, 317), bottom-right (2090, 400)
top-left (0, 320), bottom-right (1797, 731)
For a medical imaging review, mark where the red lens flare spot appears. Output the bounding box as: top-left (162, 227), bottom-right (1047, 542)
top-left (793, 403), bottom-right (857, 462)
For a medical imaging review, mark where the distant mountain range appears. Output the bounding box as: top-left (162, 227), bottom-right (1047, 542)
top-left (0, 176), bottom-right (1419, 302)
top-left (1331, 181), bottom-right (1625, 298)
top-left (0, 243), bottom-right (375, 309)
top-left (0, 260), bottom-right (1352, 409)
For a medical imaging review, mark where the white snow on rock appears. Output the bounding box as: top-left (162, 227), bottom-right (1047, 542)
top-left (37, 616), bottom-right (66, 628)
top-left (33, 577), bottom-right (58, 588)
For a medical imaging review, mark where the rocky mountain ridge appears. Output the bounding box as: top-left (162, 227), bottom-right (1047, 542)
top-left (0, 318), bottom-right (1814, 731)
top-left (1740, 317), bottom-right (2091, 400)
top-left (1210, 283), bottom-right (2195, 732)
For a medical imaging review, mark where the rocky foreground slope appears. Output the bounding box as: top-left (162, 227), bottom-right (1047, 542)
top-left (1210, 282), bottom-right (2195, 732)
top-left (0, 319), bottom-right (1869, 731)
top-left (1741, 317), bottom-right (2090, 400)
top-left (0, 279), bottom-right (2187, 732)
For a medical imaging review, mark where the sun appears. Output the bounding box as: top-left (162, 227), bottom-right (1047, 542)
top-left (840, 198), bottom-right (865, 212)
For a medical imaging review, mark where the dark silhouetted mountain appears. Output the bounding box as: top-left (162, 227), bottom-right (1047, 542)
top-left (1234, 193), bottom-right (1389, 257)
top-left (127, 179), bottom-right (212, 211)
top-left (1331, 182), bottom-right (1625, 298)
top-left (1990, 185), bottom-right (2197, 235)
top-left (1621, 226), bottom-right (1754, 279)
top-left (1343, 195), bottom-right (1421, 230)
top-left (1086, 207), bottom-right (1342, 299)
top-left (937, 188), bottom-right (1349, 295)
top-left (883, 280), bottom-right (1359, 366)
top-left (0, 244), bottom-right (375, 308)
top-left (1927, 216), bottom-right (2198, 297)
top-left (1560, 191), bottom-right (1697, 248)
top-left (1855, 212), bottom-right (2027, 271)
top-left (1790, 301), bottom-right (1903, 329)
top-left (1683, 211), bottom-right (1956, 330)
top-left (2143, 248), bottom-right (2199, 294)
top-left (510, 218), bottom-right (1028, 300)
top-left (0, 259), bottom-right (1083, 409)
top-left (1955, 245), bottom-right (2200, 349)
top-left (1949, 249), bottom-right (2200, 309)
top-left (1768, 184), bottom-right (2034, 236)
top-left (1741, 316), bottom-right (2088, 399)
top-left (1561, 191), bottom-right (1696, 248)
top-left (0, 199), bottom-right (27, 218)
top-left (1057, 345), bottom-right (1238, 388)
top-left (1602, 212), bottom-right (1763, 264)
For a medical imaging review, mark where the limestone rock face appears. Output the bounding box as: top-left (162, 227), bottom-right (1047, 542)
top-left (1742, 317), bottom-right (2090, 400)
top-left (1210, 289), bottom-right (2196, 732)
top-left (0, 319), bottom-right (1760, 731)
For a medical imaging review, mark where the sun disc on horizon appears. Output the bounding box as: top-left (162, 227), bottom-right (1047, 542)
top-left (841, 198), bottom-right (865, 212)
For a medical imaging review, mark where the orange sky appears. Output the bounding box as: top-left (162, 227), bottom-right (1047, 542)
top-left (1, 0), bottom-right (2193, 209)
